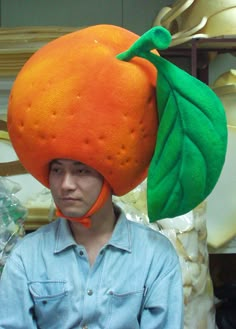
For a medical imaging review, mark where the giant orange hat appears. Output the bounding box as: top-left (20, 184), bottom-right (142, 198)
top-left (7, 24), bottom-right (227, 222)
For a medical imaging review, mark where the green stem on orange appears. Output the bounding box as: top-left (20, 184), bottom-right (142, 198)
top-left (116, 26), bottom-right (172, 61)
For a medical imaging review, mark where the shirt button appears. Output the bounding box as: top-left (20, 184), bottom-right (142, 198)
top-left (82, 326), bottom-right (88, 329)
top-left (87, 289), bottom-right (93, 296)
top-left (79, 250), bottom-right (84, 256)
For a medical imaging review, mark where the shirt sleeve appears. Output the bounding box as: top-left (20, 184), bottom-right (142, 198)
top-left (140, 253), bottom-right (184, 329)
top-left (0, 253), bottom-right (37, 329)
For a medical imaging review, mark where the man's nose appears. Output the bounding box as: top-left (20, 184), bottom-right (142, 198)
top-left (61, 173), bottom-right (77, 189)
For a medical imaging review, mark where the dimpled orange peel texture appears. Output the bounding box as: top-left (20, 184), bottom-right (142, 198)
top-left (7, 24), bottom-right (158, 195)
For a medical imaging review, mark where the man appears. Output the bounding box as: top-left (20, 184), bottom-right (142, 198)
top-left (0, 23), bottom-right (227, 329)
top-left (0, 159), bottom-right (183, 328)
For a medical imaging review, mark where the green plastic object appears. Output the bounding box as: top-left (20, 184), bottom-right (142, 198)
top-left (117, 26), bottom-right (227, 221)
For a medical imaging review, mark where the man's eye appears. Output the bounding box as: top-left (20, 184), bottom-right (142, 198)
top-left (76, 169), bottom-right (86, 174)
top-left (75, 168), bottom-right (90, 175)
top-left (51, 167), bottom-right (61, 173)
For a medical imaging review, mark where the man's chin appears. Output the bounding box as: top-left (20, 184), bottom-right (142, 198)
top-left (61, 209), bottom-right (87, 219)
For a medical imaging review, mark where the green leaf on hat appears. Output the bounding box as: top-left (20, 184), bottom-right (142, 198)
top-left (117, 27), bottom-right (227, 221)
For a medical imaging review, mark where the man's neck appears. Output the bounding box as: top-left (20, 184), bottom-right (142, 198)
top-left (68, 201), bottom-right (117, 265)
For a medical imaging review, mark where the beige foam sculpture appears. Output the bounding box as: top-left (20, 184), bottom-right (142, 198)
top-left (0, 26), bottom-right (81, 77)
top-left (153, 0), bottom-right (236, 46)
top-left (206, 70), bottom-right (236, 248)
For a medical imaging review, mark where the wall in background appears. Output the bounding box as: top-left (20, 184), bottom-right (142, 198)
top-left (0, 0), bottom-right (168, 35)
top-left (0, 0), bottom-right (2, 26)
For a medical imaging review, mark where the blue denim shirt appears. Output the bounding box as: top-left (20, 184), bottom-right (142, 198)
top-left (0, 207), bottom-right (183, 329)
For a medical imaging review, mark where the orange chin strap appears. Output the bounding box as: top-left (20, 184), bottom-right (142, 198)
top-left (55, 179), bottom-right (111, 228)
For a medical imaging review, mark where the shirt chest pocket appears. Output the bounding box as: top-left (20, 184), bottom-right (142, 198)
top-left (106, 288), bottom-right (145, 329)
top-left (29, 281), bottom-right (69, 329)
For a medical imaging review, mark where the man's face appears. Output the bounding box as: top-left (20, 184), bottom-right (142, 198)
top-left (49, 159), bottom-right (103, 218)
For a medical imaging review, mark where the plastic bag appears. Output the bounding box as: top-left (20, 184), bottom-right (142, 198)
top-left (0, 177), bottom-right (27, 275)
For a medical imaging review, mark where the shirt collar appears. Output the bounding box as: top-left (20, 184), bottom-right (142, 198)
top-left (54, 206), bottom-right (132, 254)
top-left (54, 218), bottom-right (77, 253)
top-left (108, 206), bottom-right (132, 253)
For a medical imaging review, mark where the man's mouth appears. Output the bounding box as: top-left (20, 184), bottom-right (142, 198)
top-left (60, 197), bottom-right (82, 203)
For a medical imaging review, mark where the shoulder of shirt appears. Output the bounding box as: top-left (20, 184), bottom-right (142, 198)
top-left (116, 206), bottom-right (174, 249)
top-left (127, 218), bottom-right (172, 243)
top-left (10, 218), bottom-right (61, 251)
top-left (123, 217), bottom-right (179, 265)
